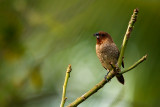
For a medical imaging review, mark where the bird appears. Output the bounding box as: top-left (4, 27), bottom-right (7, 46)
top-left (93, 31), bottom-right (124, 84)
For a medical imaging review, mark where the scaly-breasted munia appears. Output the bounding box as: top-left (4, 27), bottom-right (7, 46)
top-left (94, 31), bottom-right (124, 84)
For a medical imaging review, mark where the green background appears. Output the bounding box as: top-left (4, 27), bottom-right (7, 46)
top-left (0, 0), bottom-right (160, 107)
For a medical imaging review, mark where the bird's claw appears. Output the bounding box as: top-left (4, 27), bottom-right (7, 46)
top-left (109, 62), bottom-right (120, 72)
top-left (109, 62), bottom-right (116, 69)
top-left (104, 71), bottom-right (110, 82)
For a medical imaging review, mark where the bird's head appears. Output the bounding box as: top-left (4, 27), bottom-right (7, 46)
top-left (93, 31), bottom-right (113, 45)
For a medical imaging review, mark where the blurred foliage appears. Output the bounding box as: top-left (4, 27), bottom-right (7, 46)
top-left (0, 0), bottom-right (160, 107)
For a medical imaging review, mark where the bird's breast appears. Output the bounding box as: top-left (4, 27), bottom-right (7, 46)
top-left (96, 43), bottom-right (119, 71)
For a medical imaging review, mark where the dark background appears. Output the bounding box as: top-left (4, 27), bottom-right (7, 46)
top-left (0, 0), bottom-right (160, 107)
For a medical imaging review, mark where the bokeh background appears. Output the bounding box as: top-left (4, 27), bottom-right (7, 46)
top-left (0, 0), bottom-right (160, 107)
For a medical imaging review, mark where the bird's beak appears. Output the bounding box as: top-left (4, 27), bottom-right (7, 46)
top-left (93, 33), bottom-right (99, 39)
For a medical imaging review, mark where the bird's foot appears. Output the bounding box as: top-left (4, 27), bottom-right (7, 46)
top-left (104, 71), bottom-right (110, 82)
top-left (109, 62), bottom-right (116, 69)
top-left (109, 62), bottom-right (120, 73)
top-left (115, 63), bottom-right (121, 73)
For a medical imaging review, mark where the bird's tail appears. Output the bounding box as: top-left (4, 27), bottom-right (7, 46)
top-left (116, 74), bottom-right (125, 84)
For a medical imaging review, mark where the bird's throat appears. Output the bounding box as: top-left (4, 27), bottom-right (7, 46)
top-left (96, 38), bottom-right (112, 45)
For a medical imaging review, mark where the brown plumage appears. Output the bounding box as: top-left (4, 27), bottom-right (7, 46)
top-left (94, 31), bottom-right (124, 84)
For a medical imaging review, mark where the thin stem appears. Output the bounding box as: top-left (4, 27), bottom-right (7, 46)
top-left (118, 8), bottom-right (139, 67)
top-left (119, 54), bottom-right (147, 74)
top-left (60, 64), bottom-right (72, 107)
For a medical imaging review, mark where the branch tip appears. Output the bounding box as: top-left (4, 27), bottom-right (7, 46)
top-left (60, 64), bottom-right (72, 107)
top-left (144, 54), bottom-right (147, 59)
top-left (67, 64), bottom-right (72, 73)
top-left (134, 8), bottom-right (139, 13)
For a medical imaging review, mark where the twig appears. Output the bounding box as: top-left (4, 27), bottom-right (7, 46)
top-left (118, 8), bottom-right (139, 67)
top-left (120, 54), bottom-right (147, 74)
top-left (67, 9), bottom-right (140, 107)
top-left (60, 64), bottom-right (72, 107)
